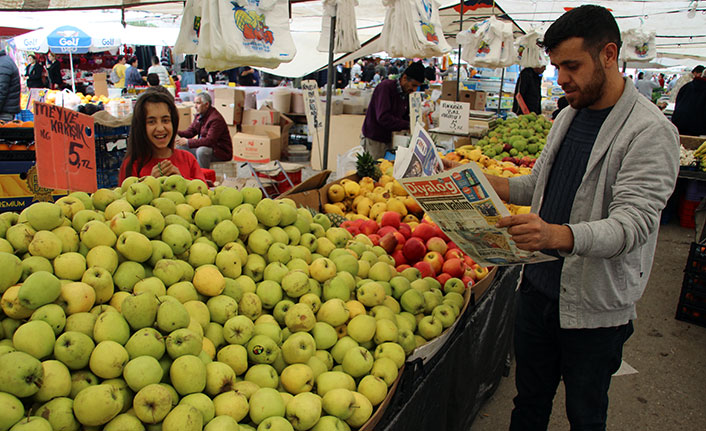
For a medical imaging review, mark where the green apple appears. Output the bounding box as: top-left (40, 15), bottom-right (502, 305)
top-left (357, 375), bottom-right (388, 406)
top-left (133, 383), bottom-right (173, 424)
top-left (6, 223), bottom-right (36, 254)
top-left (216, 344), bottom-right (248, 377)
top-left (53, 252), bottom-right (86, 281)
top-left (134, 205), bottom-right (165, 239)
top-left (179, 392), bottom-right (215, 424)
top-left (272, 299), bottom-right (294, 325)
top-left (280, 363), bottom-right (314, 395)
top-left (103, 413), bottom-right (145, 431)
top-left (244, 363), bottom-right (279, 388)
top-left (315, 371), bottom-right (356, 397)
top-left (341, 347), bottom-right (374, 378)
top-left (374, 319), bottom-right (399, 345)
top-left (417, 315), bottom-right (443, 340)
top-left (169, 354), bottom-right (206, 396)
top-left (18, 270), bottom-right (60, 310)
top-left (368, 262), bottom-right (392, 282)
top-left (7, 416), bottom-right (52, 431)
top-left (85, 245), bottom-right (119, 274)
top-left (232, 207), bottom-right (259, 238)
top-left (223, 315), bottom-right (255, 345)
top-left (400, 289), bottom-right (425, 314)
top-left (27, 230), bottom-right (62, 259)
top-left (0, 351), bottom-right (43, 397)
top-left (13, 320), bottom-right (55, 359)
top-left (233, 380), bottom-right (260, 400)
top-left (162, 404), bottom-right (203, 431)
top-left (116, 231), bottom-right (152, 263)
top-left (322, 388), bottom-right (356, 420)
top-left (175, 203), bottom-right (196, 222)
top-left (422, 291), bottom-right (441, 314)
top-left (20, 255), bottom-right (53, 281)
top-left (432, 304), bottom-right (457, 328)
top-left (210, 220), bottom-right (238, 248)
top-left (247, 334), bottom-right (280, 364)
top-left (54, 331), bottom-right (95, 370)
top-left (281, 331), bottom-right (316, 364)
top-left (253, 321), bottom-right (282, 345)
top-left (213, 391), bottom-right (249, 422)
top-left (81, 266), bottom-right (115, 304)
top-left (194, 206), bottom-right (224, 232)
top-left (167, 281), bottom-right (198, 303)
top-left (123, 356), bottom-right (163, 392)
top-left (312, 213), bottom-right (331, 230)
top-left (323, 277), bottom-right (351, 302)
top-left (89, 341), bottom-right (129, 379)
top-left (325, 227), bottom-right (351, 249)
top-left (374, 342), bottom-right (405, 368)
top-left (310, 258), bottom-right (337, 283)
top-left (253, 198), bottom-right (280, 227)
top-left (156, 299), bottom-right (190, 333)
top-left (163, 175), bottom-right (188, 194)
top-left (347, 315), bottom-right (376, 343)
top-left (356, 282), bottom-right (386, 307)
top-left (165, 328), bottom-right (202, 359)
top-left (284, 303), bottom-right (316, 333)
top-left (311, 416), bottom-right (350, 431)
top-left (35, 396), bottom-right (80, 431)
top-left (72, 384), bottom-right (122, 426)
top-left (216, 187), bottom-right (243, 210)
top-left (244, 254), bottom-right (267, 282)
top-left (109, 211), bottom-right (140, 236)
top-left (126, 182), bottom-right (154, 208)
top-left (69, 370), bottom-right (99, 398)
top-left (93, 311), bottom-right (130, 344)
top-left (204, 361), bottom-right (236, 397)
top-left (397, 328), bottom-right (416, 354)
top-left (299, 233), bottom-right (316, 251)
top-left (285, 392), bottom-right (321, 431)
top-left (64, 312), bottom-right (97, 338)
top-left (0, 251), bottom-right (22, 294)
top-left (311, 321), bottom-right (338, 350)
top-left (33, 359), bottom-right (71, 402)
top-left (30, 303), bottom-right (66, 335)
top-left (345, 391), bottom-right (373, 428)
top-left (161, 224), bottom-right (193, 255)
top-left (151, 196), bottom-right (177, 217)
top-left (249, 387), bottom-right (286, 425)
top-left (25, 201), bottom-right (64, 231)
top-left (315, 237), bottom-right (335, 257)
top-left (316, 299), bottom-right (349, 327)
top-left (133, 277), bottom-right (167, 297)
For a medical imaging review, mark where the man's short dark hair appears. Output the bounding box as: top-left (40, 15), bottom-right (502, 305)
top-left (539, 5), bottom-right (622, 58)
top-left (147, 73), bottom-right (160, 86)
top-left (638, 72), bottom-right (644, 79)
top-left (117, 55), bottom-right (125, 62)
top-left (403, 61), bottom-right (425, 83)
top-left (693, 65), bottom-right (705, 74)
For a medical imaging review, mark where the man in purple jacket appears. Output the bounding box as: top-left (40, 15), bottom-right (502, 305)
top-left (360, 61), bottom-right (425, 159)
top-left (176, 92), bottom-right (233, 169)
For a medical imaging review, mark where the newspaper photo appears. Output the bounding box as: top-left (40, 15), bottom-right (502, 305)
top-left (399, 162), bottom-right (556, 267)
top-left (393, 125), bottom-right (444, 179)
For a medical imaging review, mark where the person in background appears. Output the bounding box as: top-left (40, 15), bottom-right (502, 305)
top-left (148, 55), bottom-right (169, 85)
top-left (47, 52), bottom-right (64, 90)
top-left (25, 54), bottom-right (45, 88)
top-left (146, 73), bottom-right (161, 87)
top-left (387, 61), bottom-right (399, 76)
top-left (111, 55), bottom-right (127, 88)
top-left (658, 73), bottom-right (665, 87)
top-left (239, 66), bottom-right (258, 86)
top-left (513, 66), bottom-right (546, 115)
top-left (125, 56), bottom-right (144, 87)
top-left (481, 5), bottom-right (678, 430)
top-left (360, 61), bottom-right (425, 159)
top-left (669, 66), bottom-right (702, 102)
top-left (671, 65), bottom-right (706, 136)
top-left (119, 89), bottom-right (206, 183)
top-left (375, 60), bottom-right (388, 79)
top-left (351, 60), bottom-right (363, 81)
top-left (362, 60), bottom-right (376, 83)
top-left (635, 72), bottom-right (660, 100)
top-left (0, 44), bottom-right (21, 122)
top-left (175, 92), bottom-right (232, 169)
top-left (172, 75), bottom-right (181, 95)
top-left (551, 96), bottom-right (568, 120)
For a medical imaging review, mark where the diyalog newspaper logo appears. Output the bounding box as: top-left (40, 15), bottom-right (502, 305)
top-left (404, 178), bottom-right (459, 197)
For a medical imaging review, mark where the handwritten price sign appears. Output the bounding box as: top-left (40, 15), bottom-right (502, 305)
top-left (34, 102), bottom-right (97, 193)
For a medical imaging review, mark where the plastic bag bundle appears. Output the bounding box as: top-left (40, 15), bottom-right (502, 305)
top-left (174, 0), bottom-right (202, 55)
top-left (380, 0), bottom-right (451, 58)
top-left (457, 16), bottom-right (516, 69)
top-left (515, 29), bottom-right (546, 68)
top-left (620, 28), bottom-right (656, 62)
top-left (317, 0), bottom-right (362, 54)
top-left (176, 0), bottom-right (296, 71)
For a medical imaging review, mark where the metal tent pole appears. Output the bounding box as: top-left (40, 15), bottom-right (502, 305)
top-left (497, 67), bottom-right (505, 116)
top-left (323, 13), bottom-right (337, 170)
top-left (456, 0), bottom-right (464, 101)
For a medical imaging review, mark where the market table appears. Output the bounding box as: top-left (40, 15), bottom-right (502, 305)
top-left (375, 265), bottom-right (521, 430)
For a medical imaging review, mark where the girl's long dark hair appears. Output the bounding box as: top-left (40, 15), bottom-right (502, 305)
top-left (125, 88), bottom-right (179, 177)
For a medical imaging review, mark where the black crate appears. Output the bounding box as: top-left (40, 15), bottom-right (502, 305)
top-left (681, 271), bottom-right (706, 294)
top-left (684, 242), bottom-right (706, 274)
top-left (675, 303), bottom-right (706, 328)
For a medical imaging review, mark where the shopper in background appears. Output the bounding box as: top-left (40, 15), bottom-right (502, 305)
top-left (175, 92), bottom-right (232, 169)
top-left (360, 61), bottom-right (425, 159)
top-left (669, 66), bottom-right (702, 102)
top-left (658, 73), bottom-right (665, 87)
top-left (25, 54), bottom-right (45, 88)
top-left (119, 89), bottom-right (206, 182)
top-left (111, 55), bottom-right (127, 88)
top-left (512, 66), bottom-right (546, 115)
top-left (47, 52), bottom-right (64, 90)
top-left (125, 56), bottom-right (144, 87)
top-left (671, 65), bottom-right (706, 136)
top-left (146, 73), bottom-right (161, 87)
top-left (551, 96), bottom-right (568, 120)
top-left (238, 66), bottom-right (258, 86)
top-left (482, 6), bottom-right (679, 430)
top-left (0, 44), bottom-right (21, 122)
top-left (635, 71), bottom-right (660, 100)
top-left (148, 55), bottom-right (169, 85)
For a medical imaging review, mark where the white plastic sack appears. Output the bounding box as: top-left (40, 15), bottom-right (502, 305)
top-left (457, 16), bottom-right (516, 69)
top-left (174, 0), bottom-right (202, 55)
top-left (317, 0), bottom-right (361, 54)
top-left (620, 28), bottom-right (656, 62)
top-left (336, 145), bottom-right (364, 180)
top-left (515, 29), bottom-right (546, 68)
top-left (196, 0), bottom-right (297, 71)
top-left (55, 89), bottom-right (81, 111)
top-left (381, 0), bottom-right (451, 58)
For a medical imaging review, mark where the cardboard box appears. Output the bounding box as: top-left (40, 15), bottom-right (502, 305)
top-left (93, 72), bottom-right (108, 98)
top-left (213, 88), bottom-right (245, 125)
top-left (0, 161), bottom-right (66, 213)
top-left (279, 114), bottom-right (294, 153)
top-left (231, 132), bottom-right (281, 163)
top-left (680, 135), bottom-right (706, 150)
top-left (441, 81), bottom-right (487, 110)
top-left (277, 170), bottom-right (331, 209)
top-left (176, 103), bottom-right (194, 132)
top-left (241, 109), bottom-right (280, 126)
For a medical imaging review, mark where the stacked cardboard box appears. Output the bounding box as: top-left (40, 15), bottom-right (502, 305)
top-left (231, 109), bottom-right (293, 163)
top-left (441, 81), bottom-right (487, 111)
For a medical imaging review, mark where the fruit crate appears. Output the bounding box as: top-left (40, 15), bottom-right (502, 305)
top-left (675, 299), bottom-right (706, 328)
top-left (684, 242), bottom-right (706, 275)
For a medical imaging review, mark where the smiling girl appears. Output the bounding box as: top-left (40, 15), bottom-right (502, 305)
top-left (119, 89), bottom-right (206, 183)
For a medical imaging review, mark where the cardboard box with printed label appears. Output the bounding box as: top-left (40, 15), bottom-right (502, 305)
top-left (241, 109), bottom-right (280, 126)
top-left (231, 131), bottom-right (281, 163)
top-left (277, 170), bottom-right (331, 209)
top-left (213, 88), bottom-right (245, 125)
top-left (176, 103), bottom-right (195, 131)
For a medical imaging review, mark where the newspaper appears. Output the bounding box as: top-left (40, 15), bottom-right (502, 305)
top-left (398, 162), bottom-right (556, 267)
top-left (393, 124), bottom-right (444, 179)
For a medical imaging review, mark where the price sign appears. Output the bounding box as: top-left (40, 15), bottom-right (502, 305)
top-left (438, 100), bottom-right (470, 134)
top-left (302, 80), bottom-right (327, 170)
top-left (34, 102), bottom-right (98, 193)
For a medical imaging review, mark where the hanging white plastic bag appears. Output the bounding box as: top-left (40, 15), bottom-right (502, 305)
top-left (197, 0), bottom-right (297, 71)
top-left (457, 19), bottom-right (487, 64)
top-left (381, 0), bottom-right (451, 58)
top-left (515, 29), bottom-right (546, 68)
top-left (497, 19), bottom-right (517, 67)
top-left (620, 28), bottom-right (656, 62)
top-left (174, 0), bottom-right (203, 54)
top-left (458, 16), bottom-right (515, 69)
top-left (317, 0), bottom-right (361, 53)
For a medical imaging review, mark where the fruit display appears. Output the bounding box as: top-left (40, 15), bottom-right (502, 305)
top-left (683, 141), bottom-right (706, 171)
top-left (0, 175), bottom-right (484, 431)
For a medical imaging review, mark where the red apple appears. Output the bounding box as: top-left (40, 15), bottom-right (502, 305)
top-left (413, 261), bottom-right (435, 278)
top-left (376, 226), bottom-right (397, 238)
top-left (464, 265), bottom-right (477, 282)
top-left (380, 211), bottom-right (401, 229)
top-left (412, 223), bottom-right (436, 242)
top-left (436, 272), bottom-right (452, 287)
top-left (398, 223), bottom-right (412, 239)
top-left (391, 249), bottom-right (407, 267)
top-left (360, 219), bottom-right (378, 235)
top-left (444, 248), bottom-right (464, 261)
top-left (426, 237), bottom-right (448, 255)
top-left (345, 226), bottom-right (360, 236)
top-left (462, 275), bottom-right (474, 289)
top-left (447, 241), bottom-right (458, 250)
top-left (403, 237), bottom-right (427, 263)
top-left (341, 220), bottom-right (355, 229)
top-left (396, 264), bottom-right (411, 272)
top-left (368, 234), bottom-right (380, 246)
top-left (392, 231), bottom-right (406, 247)
top-left (463, 255), bottom-right (476, 268)
top-left (442, 258), bottom-right (464, 278)
top-left (422, 251), bottom-right (444, 274)
top-left (379, 232), bottom-right (399, 254)
top-left (438, 230), bottom-right (451, 242)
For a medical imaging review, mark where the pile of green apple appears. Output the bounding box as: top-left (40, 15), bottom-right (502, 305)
top-left (0, 174), bottom-right (468, 431)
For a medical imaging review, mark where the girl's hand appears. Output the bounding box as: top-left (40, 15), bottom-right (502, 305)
top-left (160, 161), bottom-right (181, 176)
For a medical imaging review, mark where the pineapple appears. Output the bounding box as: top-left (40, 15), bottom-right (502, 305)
top-left (356, 152), bottom-right (382, 181)
top-left (326, 213), bottom-right (348, 227)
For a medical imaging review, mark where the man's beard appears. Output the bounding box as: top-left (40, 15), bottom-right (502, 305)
top-left (565, 62), bottom-right (606, 110)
